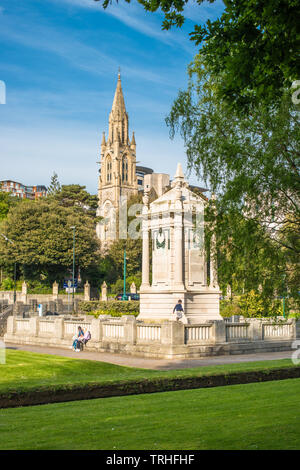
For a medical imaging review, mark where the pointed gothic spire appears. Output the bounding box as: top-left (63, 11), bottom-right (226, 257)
top-left (131, 131), bottom-right (136, 146)
top-left (101, 132), bottom-right (106, 146)
top-left (112, 71), bottom-right (126, 116)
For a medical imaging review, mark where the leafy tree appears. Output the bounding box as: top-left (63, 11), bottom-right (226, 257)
top-left (166, 67), bottom-right (299, 302)
top-left (106, 239), bottom-right (142, 279)
top-left (47, 172), bottom-right (61, 196)
top-left (168, 71), bottom-right (299, 246)
top-left (0, 191), bottom-right (19, 222)
top-left (0, 198), bottom-right (101, 284)
top-left (50, 184), bottom-right (98, 217)
top-left (189, 0), bottom-right (300, 110)
top-left (97, 0), bottom-right (300, 110)
top-left (98, 193), bottom-right (143, 286)
top-left (210, 208), bottom-right (289, 301)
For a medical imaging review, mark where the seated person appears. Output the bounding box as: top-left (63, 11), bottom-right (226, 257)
top-left (77, 330), bottom-right (91, 351)
top-left (72, 326), bottom-right (84, 351)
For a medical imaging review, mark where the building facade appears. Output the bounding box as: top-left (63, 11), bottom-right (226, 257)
top-left (0, 180), bottom-right (47, 199)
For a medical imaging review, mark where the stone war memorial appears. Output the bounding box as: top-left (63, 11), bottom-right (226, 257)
top-left (138, 162), bottom-right (221, 324)
top-left (4, 163), bottom-right (299, 358)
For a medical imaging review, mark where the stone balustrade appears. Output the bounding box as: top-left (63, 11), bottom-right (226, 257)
top-left (137, 324), bottom-right (161, 342)
top-left (226, 323), bottom-right (249, 341)
top-left (184, 325), bottom-right (211, 343)
top-left (4, 315), bottom-right (299, 359)
top-left (39, 320), bottom-right (55, 336)
top-left (263, 322), bottom-right (294, 339)
top-left (103, 323), bottom-right (125, 340)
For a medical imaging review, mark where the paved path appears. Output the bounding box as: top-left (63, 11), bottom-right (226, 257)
top-left (4, 341), bottom-right (293, 370)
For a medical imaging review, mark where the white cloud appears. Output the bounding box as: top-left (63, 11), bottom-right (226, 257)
top-left (0, 16), bottom-right (176, 86)
top-left (48, 0), bottom-right (194, 53)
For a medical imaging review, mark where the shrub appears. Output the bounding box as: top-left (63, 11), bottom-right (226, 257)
top-left (221, 293), bottom-right (284, 318)
top-left (0, 277), bottom-right (15, 291)
top-left (79, 300), bottom-right (139, 314)
top-left (89, 309), bottom-right (139, 318)
top-left (238, 290), bottom-right (283, 318)
top-left (220, 299), bottom-right (241, 318)
top-left (289, 312), bottom-right (300, 320)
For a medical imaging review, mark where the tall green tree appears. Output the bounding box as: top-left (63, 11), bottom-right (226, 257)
top-left (0, 198), bottom-right (101, 284)
top-left (0, 191), bottom-right (19, 222)
top-left (99, 193), bottom-right (143, 285)
top-left (167, 67), bottom-right (299, 301)
top-left (208, 207), bottom-right (290, 299)
top-left (47, 172), bottom-right (61, 196)
top-left (50, 184), bottom-right (98, 217)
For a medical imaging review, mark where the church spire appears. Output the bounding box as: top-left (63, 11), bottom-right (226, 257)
top-left (108, 71), bottom-right (129, 144)
top-left (111, 71), bottom-right (126, 116)
top-left (97, 72), bottom-right (138, 245)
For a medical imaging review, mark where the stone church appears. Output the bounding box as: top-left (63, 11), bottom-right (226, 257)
top-left (96, 73), bottom-right (207, 245)
top-left (96, 72), bottom-right (170, 244)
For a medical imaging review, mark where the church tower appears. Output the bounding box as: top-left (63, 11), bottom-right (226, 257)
top-left (96, 72), bottom-right (138, 243)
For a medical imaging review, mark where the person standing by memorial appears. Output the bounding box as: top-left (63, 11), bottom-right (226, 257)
top-left (173, 299), bottom-right (184, 321)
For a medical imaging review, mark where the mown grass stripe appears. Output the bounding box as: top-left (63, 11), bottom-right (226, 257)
top-left (1, 366), bottom-right (300, 409)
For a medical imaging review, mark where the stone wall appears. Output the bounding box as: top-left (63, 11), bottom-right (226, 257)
top-left (0, 305), bottom-right (13, 336)
top-left (4, 315), bottom-right (299, 359)
top-left (0, 291), bottom-right (84, 305)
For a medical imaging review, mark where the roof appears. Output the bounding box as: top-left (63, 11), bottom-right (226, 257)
top-left (136, 166), bottom-right (154, 175)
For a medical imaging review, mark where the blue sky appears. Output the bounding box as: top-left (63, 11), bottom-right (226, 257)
top-left (0, 0), bottom-right (224, 193)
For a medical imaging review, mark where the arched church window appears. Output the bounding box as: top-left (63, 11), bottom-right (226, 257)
top-left (106, 156), bottom-right (112, 183)
top-left (122, 156), bottom-right (128, 183)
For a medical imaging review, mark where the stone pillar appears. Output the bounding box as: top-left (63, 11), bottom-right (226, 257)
top-left (29, 317), bottom-right (39, 337)
top-left (52, 281), bottom-right (59, 301)
top-left (209, 233), bottom-right (219, 289)
top-left (123, 315), bottom-right (137, 344)
top-left (54, 317), bottom-right (64, 340)
top-left (161, 320), bottom-right (184, 346)
top-left (248, 318), bottom-right (263, 341)
top-left (209, 194), bottom-right (219, 290)
top-left (174, 188), bottom-right (184, 290)
top-left (84, 281), bottom-right (91, 301)
top-left (296, 319), bottom-right (300, 339)
top-left (6, 316), bottom-right (15, 334)
top-left (141, 194), bottom-right (150, 289)
top-left (101, 282), bottom-right (107, 302)
top-left (210, 320), bottom-right (226, 343)
top-left (21, 281), bottom-right (27, 304)
top-left (90, 318), bottom-right (102, 342)
top-left (130, 282), bottom-right (137, 294)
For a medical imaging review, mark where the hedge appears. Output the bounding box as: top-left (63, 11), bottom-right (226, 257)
top-left (79, 300), bottom-right (140, 314)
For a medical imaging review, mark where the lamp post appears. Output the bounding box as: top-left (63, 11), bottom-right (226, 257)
top-left (0, 233), bottom-right (17, 304)
top-left (282, 273), bottom-right (286, 318)
top-left (122, 249), bottom-right (127, 301)
top-left (70, 226), bottom-right (76, 311)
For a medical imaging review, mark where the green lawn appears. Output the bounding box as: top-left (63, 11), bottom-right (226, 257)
top-left (0, 349), bottom-right (297, 394)
top-left (0, 378), bottom-right (299, 450)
